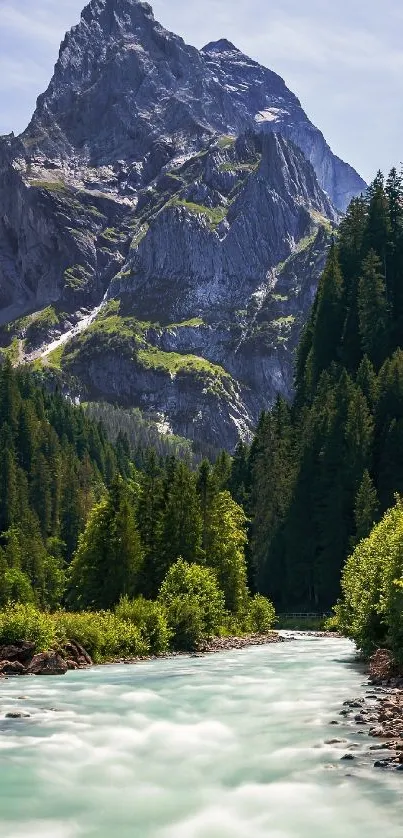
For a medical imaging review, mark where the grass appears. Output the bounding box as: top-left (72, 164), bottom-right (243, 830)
top-left (30, 179), bottom-right (66, 192)
top-left (130, 223), bottom-right (149, 249)
top-left (0, 337), bottom-right (22, 365)
top-left (217, 136), bottom-right (236, 149)
top-left (172, 199), bottom-right (227, 229)
top-left (309, 209), bottom-right (334, 233)
top-left (167, 317), bottom-right (204, 329)
top-left (45, 344), bottom-right (65, 369)
top-left (218, 161), bottom-right (260, 174)
top-left (100, 227), bottom-right (127, 243)
top-left (137, 346), bottom-right (230, 382)
top-left (165, 172), bottom-right (184, 183)
top-left (272, 315), bottom-right (296, 327)
top-left (64, 265), bottom-right (92, 290)
top-left (276, 616), bottom-right (330, 631)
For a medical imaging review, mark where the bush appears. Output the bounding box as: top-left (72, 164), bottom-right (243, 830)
top-left (247, 595), bottom-right (276, 634)
top-left (158, 559), bottom-right (225, 641)
top-left (0, 603), bottom-right (56, 651)
top-left (115, 596), bottom-right (171, 654)
top-left (54, 611), bottom-right (149, 663)
top-left (165, 596), bottom-right (204, 651)
top-left (0, 569), bottom-right (35, 608)
top-left (336, 497), bottom-right (403, 662)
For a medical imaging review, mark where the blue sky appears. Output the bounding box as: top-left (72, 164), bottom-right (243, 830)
top-left (0, 0), bottom-right (402, 183)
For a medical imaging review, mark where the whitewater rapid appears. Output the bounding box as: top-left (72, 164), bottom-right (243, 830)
top-left (0, 636), bottom-right (402, 837)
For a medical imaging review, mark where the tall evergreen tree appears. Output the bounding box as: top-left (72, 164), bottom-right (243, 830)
top-left (358, 250), bottom-right (389, 368)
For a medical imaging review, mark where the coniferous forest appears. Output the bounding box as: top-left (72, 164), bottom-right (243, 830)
top-left (0, 361), bottom-right (274, 658)
top-left (230, 169), bottom-right (403, 635)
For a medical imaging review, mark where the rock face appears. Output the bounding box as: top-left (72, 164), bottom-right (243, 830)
top-left (0, 0), bottom-right (366, 450)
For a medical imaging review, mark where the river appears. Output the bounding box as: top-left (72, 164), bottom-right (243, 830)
top-left (0, 635), bottom-right (402, 837)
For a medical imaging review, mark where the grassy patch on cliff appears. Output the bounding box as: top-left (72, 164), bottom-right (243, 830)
top-left (218, 161), bottom-right (260, 174)
top-left (29, 179), bottom-right (67, 192)
top-left (137, 346), bottom-right (230, 382)
top-left (217, 136), bottom-right (236, 149)
top-left (171, 199), bottom-right (228, 229)
top-left (45, 344), bottom-right (66, 370)
top-left (64, 265), bottom-right (93, 291)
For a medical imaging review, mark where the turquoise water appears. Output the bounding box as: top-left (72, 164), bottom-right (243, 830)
top-left (0, 636), bottom-right (402, 837)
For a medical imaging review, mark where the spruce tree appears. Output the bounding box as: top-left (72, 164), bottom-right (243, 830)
top-left (353, 470), bottom-right (379, 544)
top-left (69, 478), bottom-right (144, 610)
top-left (358, 250), bottom-right (389, 368)
top-left (308, 245), bottom-right (345, 390)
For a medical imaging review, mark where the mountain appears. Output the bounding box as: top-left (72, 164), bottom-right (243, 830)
top-left (0, 0), bottom-right (366, 450)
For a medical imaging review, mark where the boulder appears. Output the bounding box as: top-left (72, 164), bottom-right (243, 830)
top-left (28, 653), bottom-right (68, 676)
top-left (369, 649), bottom-right (396, 684)
top-left (63, 640), bottom-right (93, 667)
top-left (0, 641), bottom-right (35, 664)
top-left (5, 712), bottom-right (30, 719)
top-left (0, 660), bottom-right (27, 676)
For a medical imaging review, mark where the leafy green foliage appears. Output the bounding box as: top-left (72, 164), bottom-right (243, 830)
top-left (247, 595), bottom-right (276, 633)
top-left (158, 559), bottom-right (226, 647)
top-left (336, 498), bottom-right (403, 663)
top-left (69, 478), bottom-right (144, 611)
top-left (0, 363), bottom-right (277, 658)
top-left (115, 596), bottom-right (171, 654)
top-left (0, 603), bottom-right (57, 651)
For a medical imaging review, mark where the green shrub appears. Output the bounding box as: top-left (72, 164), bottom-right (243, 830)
top-left (247, 595), bottom-right (276, 634)
top-left (158, 559), bottom-right (225, 640)
top-left (54, 611), bottom-right (149, 663)
top-left (0, 569), bottom-right (35, 608)
top-left (115, 596), bottom-right (171, 654)
top-left (0, 603), bottom-right (56, 651)
top-left (336, 497), bottom-right (403, 661)
top-left (164, 595), bottom-right (204, 651)
top-left (324, 615), bottom-right (340, 632)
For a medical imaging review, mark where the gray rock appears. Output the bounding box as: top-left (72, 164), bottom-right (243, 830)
top-left (28, 653), bottom-right (68, 676)
top-left (0, 661), bottom-right (27, 676)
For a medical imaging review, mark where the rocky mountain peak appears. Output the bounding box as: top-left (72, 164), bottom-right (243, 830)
top-left (80, 0), bottom-right (154, 24)
top-left (202, 39), bottom-right (241, 55)
top-left (18, 0), bottom-right (366, 210)
top-left (0, 0), bottom-right (367, 449)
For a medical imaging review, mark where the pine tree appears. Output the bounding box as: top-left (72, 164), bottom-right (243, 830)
top-left (308, 245), bottom-right (345, 390)
top-left (353, 470), bottom-right (379, 544)
top-left (0, 423), bottom-right (18, 533)
top-left (205, 491), bottom-right (249, 615)
top-left (229, 441), bottom-right (251, 508)
top-left (69, 478), bottom-right (144, 610)
top-left (160, 462), bottom-right (203, 585)
top-left (358, 250), bottom-right (389, 368)
top-left (137, 450), bottom-right (164, 598)
top-left (364, 172), bottom-right (390, 272)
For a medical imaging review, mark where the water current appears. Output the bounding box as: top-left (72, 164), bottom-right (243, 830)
top-left (0, 635), bottom-right (402, 838)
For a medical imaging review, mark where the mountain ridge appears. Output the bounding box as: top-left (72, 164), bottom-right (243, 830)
top-left (0, 0), bottom-right (365, 450)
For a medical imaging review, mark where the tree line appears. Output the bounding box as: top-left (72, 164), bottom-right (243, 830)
top-left (0, 363), bottom-right (274, 651)
top-left (228, 168), bottom-right (403, 612)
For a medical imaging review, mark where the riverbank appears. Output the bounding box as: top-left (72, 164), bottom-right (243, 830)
top-left (0, 632), bottom-right (284, 677)
top-left (338, 649), bottom-right (403, 772)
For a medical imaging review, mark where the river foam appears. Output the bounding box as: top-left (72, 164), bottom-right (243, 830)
top-left (0, 636), bottom-right (402, 837)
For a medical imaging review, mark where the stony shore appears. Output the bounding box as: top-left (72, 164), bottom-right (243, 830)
top-left (335, 649), bottom-right (403, 772)
top-left (0, 633), bottom-right (284, 678)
